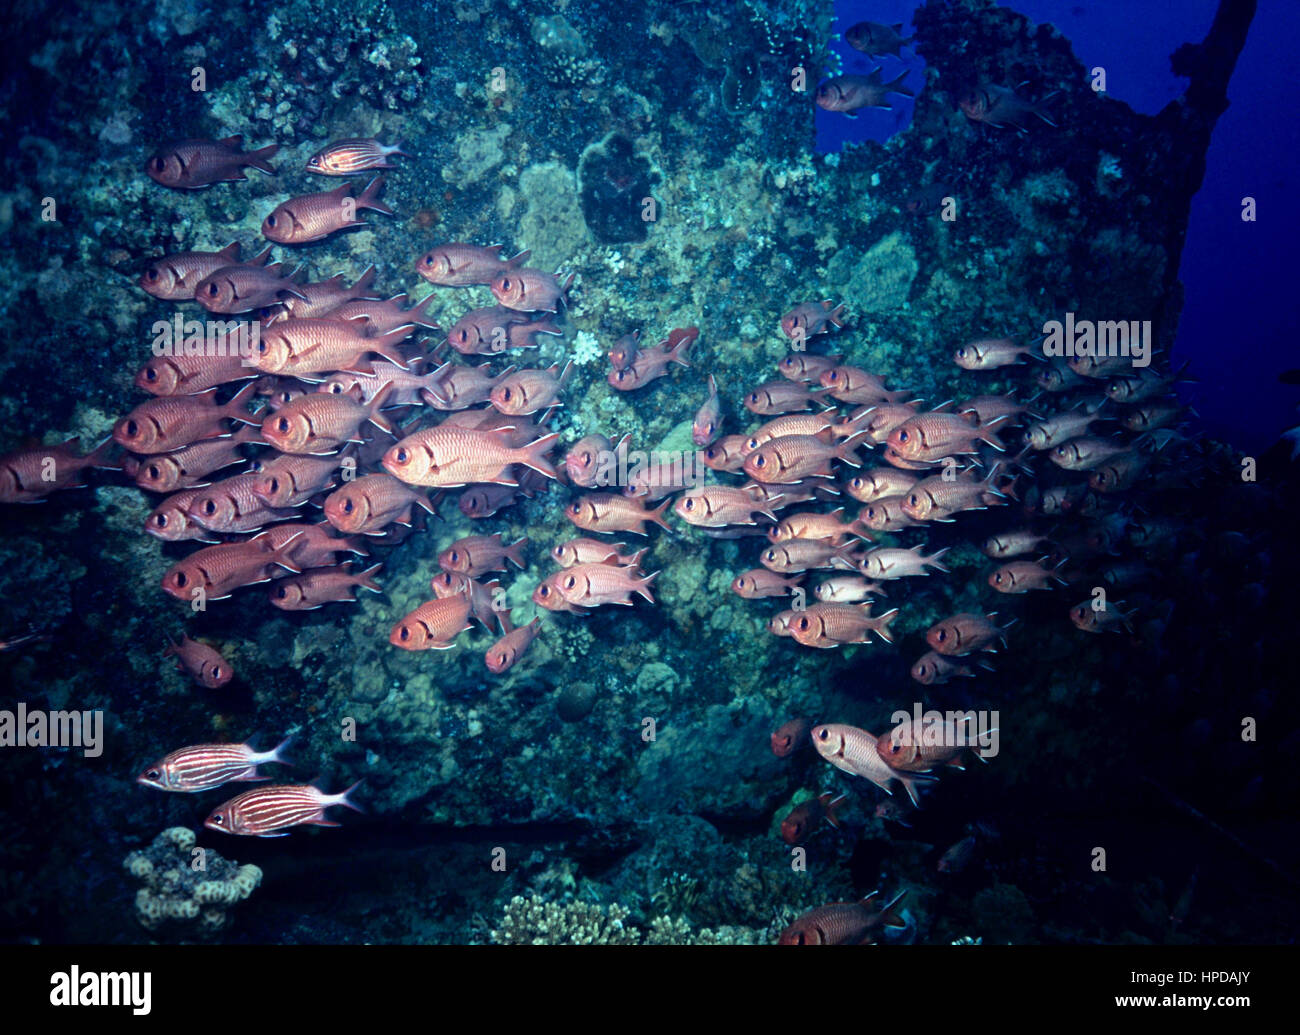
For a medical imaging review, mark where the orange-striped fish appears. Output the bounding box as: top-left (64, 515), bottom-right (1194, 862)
top-left (306, 138), bottom-right (408, 175)
top-left (138, 737), bottom-right (292, 792)
top-left (205, 782), bottom-right (362, 836)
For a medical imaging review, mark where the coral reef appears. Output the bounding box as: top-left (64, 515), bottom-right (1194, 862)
top-left (123, 827), bottom-right (261, 935)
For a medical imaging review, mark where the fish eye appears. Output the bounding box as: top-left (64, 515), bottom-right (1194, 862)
top-left (798, 617), bottom-right (810, 630)
top-left (449, 551), bottom-right (459, 563)
top-left (897, 430), bottom-right (909, 442)
top-left (908, 494), bottom-right (918, 506)
top-left (936, 629), bottom-right (947, 641)
top-left (395, 448), bottom-right (409, 463)
top-left (564, 576), bottom-right (576, 589)
top-left (211, 666), bottom-right (224, 680)
top-left (684, 499), bottom-right (694, 509)
top-left (399, 627), bottom-right (410, 641)
top-left (275, 586), bottom-right (288, 598)
top-left (202, 500), bottom-right (216, 515)
top-left (957, 348), bottom-right (967, 358)
top-left (210, 814), bottom-right (224, 825)
top-left (502, 388), bottom-right (512, 401)
top-left (266, 215), bottom-right (277, 227)
top-left (143, 367), bottom-right (158, 381)
top-left (155, 514), bottom-right (168, 528)
top-left (146, 769), bottom-right (160, 780)
top-left (207, 283), bottom-right (219, 295)
top-left (754, 456), bottom-right (765, 467)
top-left (343, 498), bottom-right (354, 514)
top-left (126, 420), bottom-right (139, 436)
top-left (146, 268), bottom-right (160, 281)
top-left (175, 572), bottom-right (188, 587)
top-left (151, 157), bottom-right (165, 171)
top-left (277, 417), bottom-right (290, 433)
top-left (538, 585), bottom-right (551, 598)
top-left (147, 465), bottom-right (161, 479)
top-left (816, 728), bottom-right (828, 741)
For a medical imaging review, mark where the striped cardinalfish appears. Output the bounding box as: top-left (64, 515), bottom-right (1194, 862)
top-left (306, 138), bottom-right (407, 175)
top-left (137, 737), bottom-right (293, 793)
top-left (204, 782), bottom-right (363, 837)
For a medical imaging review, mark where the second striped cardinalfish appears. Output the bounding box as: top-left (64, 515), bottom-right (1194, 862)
top-left (204, 782), bottom-right (363, 837)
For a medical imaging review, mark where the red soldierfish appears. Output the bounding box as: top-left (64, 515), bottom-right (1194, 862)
top-left (146, 136), bottom-right (278, 189)
top-left (262, 176), bottom-right (393, 244)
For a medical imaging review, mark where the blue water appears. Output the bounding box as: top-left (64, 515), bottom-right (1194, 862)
top-left (823, 0), bottom-right (1298, 454)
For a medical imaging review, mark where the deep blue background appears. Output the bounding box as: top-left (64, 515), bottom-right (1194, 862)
top-left (820, 0), bottom-right (1298, 453)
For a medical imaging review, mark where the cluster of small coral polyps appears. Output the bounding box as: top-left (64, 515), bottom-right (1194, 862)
top-left (123, 827), bottom-right (261, 934)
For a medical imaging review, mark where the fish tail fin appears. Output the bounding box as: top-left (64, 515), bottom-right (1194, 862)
top-left (84, 437), bottom-right (122, 471)
top-left (406, 291), bottom-right (441, 330)
top-left (267, 532), bottom-right (304, 575)
top-left (518, 433), bottom-right (559, 480)
top-left (821, 791), bottom-right (848, 829)
top-left (872, 606), bottom-right (901, 643)
top-left (355, 562), bottom-right (384, 592)
top-left (245, 143), bottom-right (279, 175)
top-left (928, 546), bottom-right (951, 573)
top-left (899, 772), bottom-right (935, 809)
top-left (977, 421), bottom-right (1007, 452)
top-left (246, 244), bottom-right (275, 267)
top-left (222, 381), bottom-right (261, 424)
top-left (268, 735), bottom-right (295, 767)
top-left (350, 264), bottom-right (379, 297)
top-left (648, 497), bottom-right (674, 533)
top-left (332, 780), bottom-right (366, 813)
top-left (879, 888), bottom-right (909, 928)
top-left (356, 175), bottom-right (393, 216)
top-left (837, 430), bottom-right (872, 467)
top-left (636, 570), bottom-right (660, 603)
top-left (668, 327), bottom-right (698, 367)
top-left (827, 301), bottom-right (847, 328)
top-left (369, 324), bottom-right (415, 367)
top-left (365, 382), bottom-right (396, 434)
top-left (505, 536), bottom-right (529, 569)
top-left (885, 70), bottom-right (914, 98)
